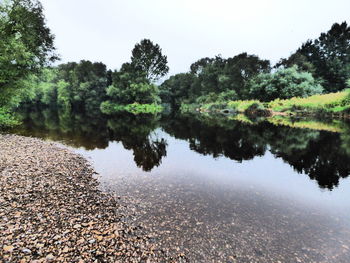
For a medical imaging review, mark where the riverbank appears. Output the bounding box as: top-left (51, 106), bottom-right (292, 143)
top-left (0, 134), bottom-right (173, 262)
top-left (180, 89), bottom-right (350, 120)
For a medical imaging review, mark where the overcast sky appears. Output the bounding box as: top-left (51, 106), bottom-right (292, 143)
top-left (41, 0), bottom-right (350, 75)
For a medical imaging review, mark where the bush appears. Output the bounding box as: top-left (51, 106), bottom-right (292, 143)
top-left (248, 66), bottom-right (323, 101)
top-left (0, 107), bottom-right (20, 128)
top-left (195, 90), bottom-right (238, 105)
top-left (227, 100), bottom-right (263, 112)
top-left (244, 102), bottom-right (270, 116)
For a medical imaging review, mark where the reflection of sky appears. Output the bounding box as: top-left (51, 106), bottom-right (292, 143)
top-left (74, 129), bottom-right (350, 222)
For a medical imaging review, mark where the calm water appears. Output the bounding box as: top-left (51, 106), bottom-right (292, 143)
top-left (11, 110), bottom-right (350, 262)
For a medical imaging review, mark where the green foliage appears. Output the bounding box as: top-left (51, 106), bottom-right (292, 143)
top-left (195, 90), bottom-right (238, 104)
top-left (18, 39), bottom-right (166, 116)
top-left (227, 100), bottom-right (265, 113)
top-left (0, 0), bottom-right (56, 108)
top-left (106, 78), bottom-right (160, 105)
top-left (268, 89), bottom-right (350, 115)
top-left (102, 61), bottom-right (162, 114)
top-left (131, 39), bottom-right (169, 82)
top-left (191, 53), bottom-right (270, 99)
top-left (58, 61), bottom-right (108, 111)
top-left (347, 79), bottom-right (350, 88)
top-left (0, 107), bottom-right (20, 128)
top-left (162, 53), bottom-right (270, 108)
top-left (279, 22), bottom-right (350, 93)
top-left (160, 73), bottom-right (196, 107)
top-left (248, 66), bottom-right (323, 102)
top-left (124, 103), bottom-right (162, 114)
top-left (100, 101), bottom-right (162, 115)
top-left (179, 103), bottom-right (198, 114)
top-left (56, 80), bottom-right (70, 110)
top-left (20, 61), bottom-right (109, 112)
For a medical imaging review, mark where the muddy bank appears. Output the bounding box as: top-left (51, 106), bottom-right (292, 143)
top-left (0, 135), bottom-right (176, 262)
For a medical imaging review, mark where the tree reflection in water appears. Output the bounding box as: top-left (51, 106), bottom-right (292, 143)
top-left (12, 109), bottom-right (350, 190)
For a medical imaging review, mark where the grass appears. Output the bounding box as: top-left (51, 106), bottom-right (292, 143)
top-left (268, 89), bottom-right (350, 116)
top-left (227, 100), bottom-right (263, 112)
top-left (182, 89), bottom-right (350, 119)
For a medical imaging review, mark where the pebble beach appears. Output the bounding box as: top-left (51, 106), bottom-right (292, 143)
top-left (0, 134), bottom-right (176, 262)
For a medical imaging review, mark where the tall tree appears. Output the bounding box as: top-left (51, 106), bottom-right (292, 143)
top-left (0, 0), bottom-right (56, 106)
top-left (131, 39), bottom-right (169, 82)
top-left (279, 22), bottom-right (350, 93)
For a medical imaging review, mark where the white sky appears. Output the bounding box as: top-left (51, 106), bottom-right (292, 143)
top-left (41, 0), bottom-right (350, 75)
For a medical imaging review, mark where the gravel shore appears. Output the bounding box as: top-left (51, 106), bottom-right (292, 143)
top-left (0, 134), bottom-right (172, 262)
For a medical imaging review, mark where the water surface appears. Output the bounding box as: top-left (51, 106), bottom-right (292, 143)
top-left (11, 110), bottom-right (350, 262)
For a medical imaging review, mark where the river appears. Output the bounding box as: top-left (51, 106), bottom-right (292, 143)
top-left (11, 110), bottom-right (350, 262)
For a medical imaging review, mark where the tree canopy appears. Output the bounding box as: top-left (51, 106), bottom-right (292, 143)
top-left (131, 39), bottom-right (169, 82)
top-left (0, 0), bottom-right (56, 106)
top-left (248, 66), bottom-right (323, 102)
top-left (278, 22), bottom-right (350, 93)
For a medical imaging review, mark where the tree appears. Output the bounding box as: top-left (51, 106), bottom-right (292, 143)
top-left (186, 53), bottom-right (270, 101)
top-left (280, 22), bottom-right (350, 93)
top-left (248, 66), bottom-right (323, 101)
top-left (160, 73), bottom-right (197, 107)
top-left (100, 62), bottom-right (161, 114)
top-left (131, 39), bottom-right (169, 82)
top-left (0, 0), bottom-right (56, 108)
top-left (220, 53), bottom-right (270, 98)
top-left (190, 57), bottom-right (215, 76)
top-left (275, 52), bottom-right (316, 75)
top-left (54, 60), bottom-right (108, 112)
top-left (0, 0), bottom-right (57, 82)
top-left (104, 64), bottom-right (160, 104)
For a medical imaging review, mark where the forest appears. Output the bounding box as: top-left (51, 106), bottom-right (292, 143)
top-left (1, 0), bottom-right (350, 128)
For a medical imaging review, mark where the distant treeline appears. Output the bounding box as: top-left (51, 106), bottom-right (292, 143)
top-left (161, 22), bottom-right (350, 109)
top-left (1, 0), bottom-right (350, 126)
top-left (20, 39), bottom-right (168, 115)
top-left (22, 22), bottom-right (350, 116)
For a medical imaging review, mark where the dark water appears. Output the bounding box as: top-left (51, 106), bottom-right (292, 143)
top-left (11, 110), bottom-right (350, 262)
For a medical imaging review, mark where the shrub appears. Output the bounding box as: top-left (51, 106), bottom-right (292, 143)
top-left (0, 107), bottom-right (20, 128)
top-left (248, 66), bottom-right (323, 101)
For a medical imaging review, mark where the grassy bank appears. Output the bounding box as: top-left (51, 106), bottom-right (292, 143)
top-left (181, 89), bottom-right (350, 119)
top-left (268, 90), bottom-right (350, 117)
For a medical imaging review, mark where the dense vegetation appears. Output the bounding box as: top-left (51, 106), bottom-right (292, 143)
top-left (161, 22), bottom-right (350, 113)
top-left (0, 0), bottom-right (56, 126)
top-left (182, 89), bottom-right (350, 118)
top-left (0, 0), bottom-right (350, 127)
top-left (20, 40), bottom-right (167, 116)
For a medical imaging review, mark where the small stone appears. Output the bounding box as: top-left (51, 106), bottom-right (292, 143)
top-left (46, 254), bottom-right (55, 261)
top-left (62, 246), bottom-right (69, 253)
top-left (3, 245), bottom-right (14, 253)
top-left (22, 248), bottom-right (32, 254)
top-left (95, 235), bottom-right (103, 241)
